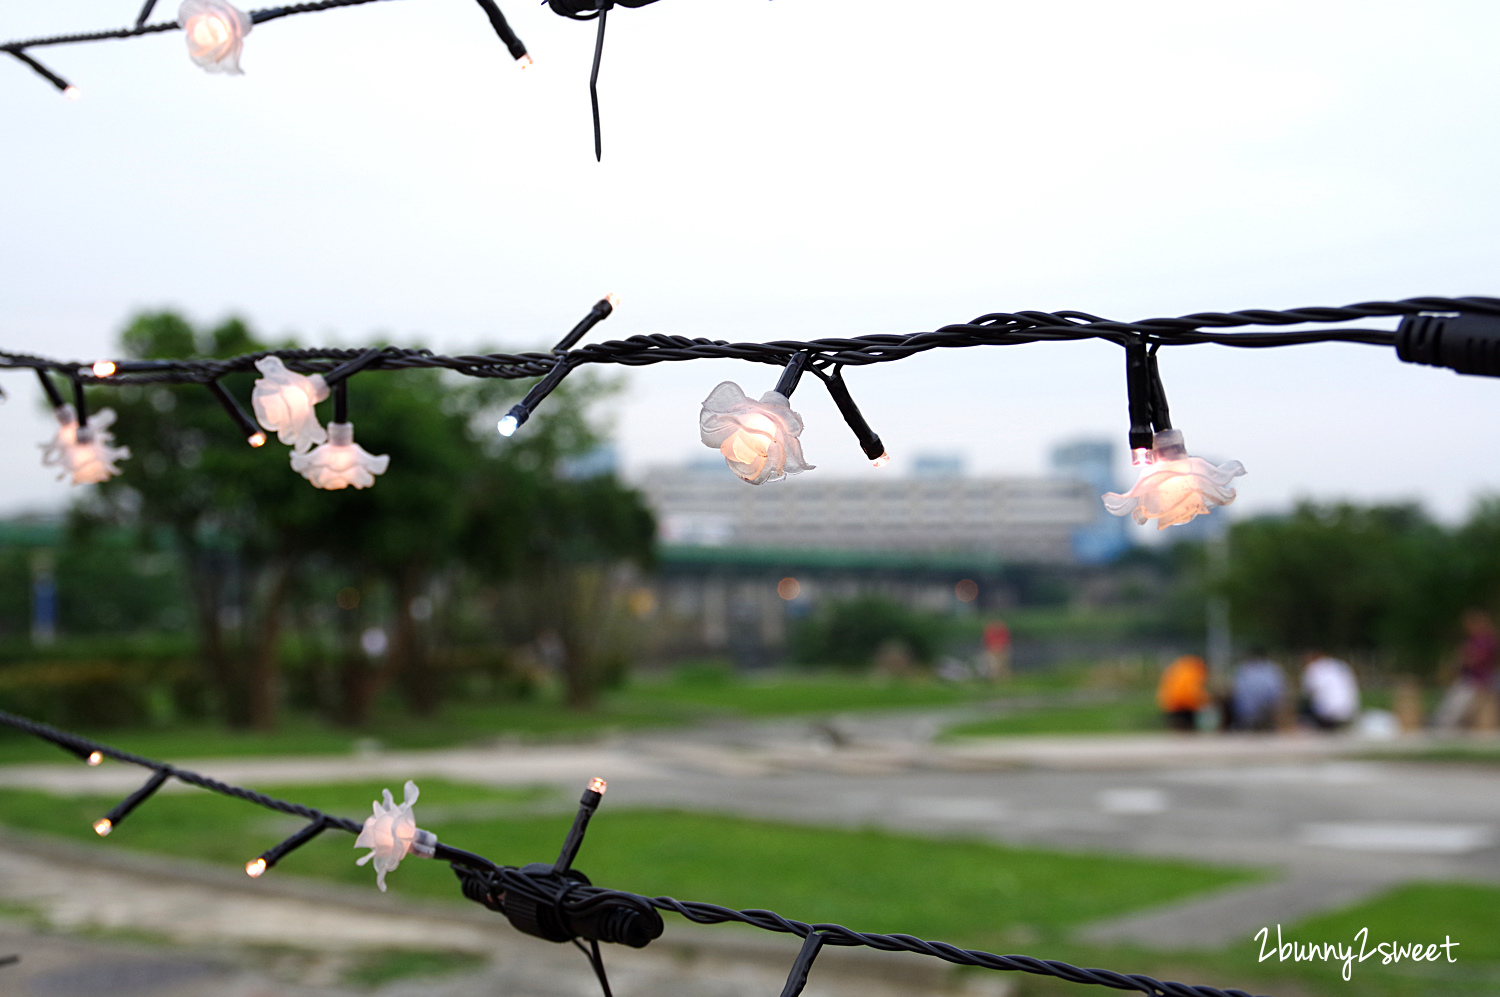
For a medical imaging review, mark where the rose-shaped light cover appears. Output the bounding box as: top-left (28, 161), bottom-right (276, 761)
top-left (1102, 429), bottom-right (1244, 530)
top-left (252, 356), bottom-right (329, 453)
top-left (289, 421), bottom-right (390, 490)
top-left (699, 382), bottom-right (814, 485)
top-left (179, 0), bottom-right (252, 74)
top-left (40, 405), bottom-right (131, 485)
top-left (355, 780), bottom-right (435, 892)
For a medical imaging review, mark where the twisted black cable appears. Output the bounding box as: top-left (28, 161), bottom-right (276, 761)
top-left (1, 0), bottom-right (401, 54)
top-left (0, 708), bottom-right (1272, 997)
top-left (4, 296), bottom-right (1478, 390)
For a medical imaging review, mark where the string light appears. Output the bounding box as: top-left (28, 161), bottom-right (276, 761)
top-left (699, 353), bottom-right (815, 485)
top-left (1106, 341), bottom-right (1245, 529)
top-left (290, 421), bottom-right (389, 489)
top-left (4, 0), bottom-right (532, 104)
top-left (354, 780), bottom-right (433, 892)
top-left (7, 297), bottom-right (1500, 499)
top-left (93, 769), bottom-right (171, 836)
top-left (91, 361), bottom-right (117, 378)
top-left (1104, 429), bottom-right (1245, 529)
top-left (40, 405), bottom-right (132, 485)
top-left (179, 0), bottom-right (252, 74)
top-left (251, 356), bottom-right (329, 452)
top-left (0, 707), bottom-right (1272, 997)
top-left (208, 379), bottom-right (269, 447)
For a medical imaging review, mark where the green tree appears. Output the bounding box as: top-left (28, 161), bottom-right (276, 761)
top-left (1222, 502), bottom-right (1457, 673)
top-left (76, 311), bottom-right (654, 726)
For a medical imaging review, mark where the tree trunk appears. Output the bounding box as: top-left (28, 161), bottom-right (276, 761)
top-left (392, 565), bottom-right (437, 716)
top-left (182, 538), bottom-right (244, 726)
top-left (247, 559), bottom-right (295, 731)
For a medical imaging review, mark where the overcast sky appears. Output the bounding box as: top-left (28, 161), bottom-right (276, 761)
top-left (3, 0), bottom-right (1499, 524)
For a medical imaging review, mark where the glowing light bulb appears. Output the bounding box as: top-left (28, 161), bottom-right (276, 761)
top-left (519, 54), bottom-right (534, 68)
top-left (41, 405), bottom-right (130, 485)
top-left (699, 382), bottom-right (814, 485)
top-left (290, 422), bottom-right (389, 490)
top-left (246, 857), bottom-right (267, 878)
top-left (87, 751), bottom-right (102, 766)
top-left (355, 780), bottom-right (423, 892)
top-left (777, 577), bottom-right (801, 600)
top-left (63, 86), bottom-right (81, 101)
top-left (1131, 447), bottom-right (1154, 467)
top-left (179, 0), bottom-right (252, 75)
top-left (588, 777), bottom-right (607, 795)
top-left (251, 356), bottom-right (328, 452)
top-left (497, 414), bottom-right (519, 437)
top-left (91, 360), bottom-right (117, 378)
top-left (247, 431), bottom-right (267, 448)
top-left (871, 451), bottom-right (891, 468)
top-left (93, 818), bottom-right (113, 836)
top-left (604, 293), bottom-right (618, 308)
top-left (1103, 429), bottom-right (1245, 530)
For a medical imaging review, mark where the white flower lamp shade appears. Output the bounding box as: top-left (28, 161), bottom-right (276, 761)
top-left (251, 356), bottom-right (329, 453)
top-left (1102, 429), bottom-right (1244, 530)
top-left (289, 421), bottom-right (390, 490)
top-left (41, 406), bottom-right (131, 485)
top-left (179, 0), bottom-right (253, 74)
top-left (355, 780), bottom-right (435, 892)
top-left (699, 382), bottom-right (814, 485)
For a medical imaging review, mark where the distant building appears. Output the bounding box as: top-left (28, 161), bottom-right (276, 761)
top-left (1049, 438), bottom-right (1131, 564)
top-left (639, 463), bottom-right (1097, 564)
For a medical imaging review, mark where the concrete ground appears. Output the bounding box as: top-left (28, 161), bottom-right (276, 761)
top-left (1, 708), bottom-right (1497, 994)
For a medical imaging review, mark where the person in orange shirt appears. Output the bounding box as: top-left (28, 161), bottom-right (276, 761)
top-left (1158, 654), bottom-right (1209, 731)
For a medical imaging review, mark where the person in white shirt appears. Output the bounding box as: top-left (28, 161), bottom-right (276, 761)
top-left (1301, 652), bottom-right (1360, 730)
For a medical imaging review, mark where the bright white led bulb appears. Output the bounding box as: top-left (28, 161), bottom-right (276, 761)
top-left (497, 414), bottom-right (519, 437)
top-left (698, 382), bottom-right (814, 485)
top-left (1103, 429), bottom-right (1244, 530)
top-left (178, 0), bottom-right (252, 74)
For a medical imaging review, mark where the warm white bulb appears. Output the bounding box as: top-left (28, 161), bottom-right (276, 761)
top-left (1104, 429), bottom-right (1245, 530)
top-left (699, 382), bottom-right (814, 485)
top-left (289, 422), bottom-right (389, 490)
top-left (1131, 447), bottom-right (1154, 467)
top-left (87, 751), bottom-right (103, 766)
top-left (519, 53), bottom-right (534, 68)
top-left (93, 818), bottom-right (113, 836)
top-left (179, 0), bottom-right (252, 74)
top-left (497, 414), bottom-right (519, 437)
top-left (246, 857), bottom-right (267, 878)
top-left (871, 451), bottom-right (891, 468)
top-left (588, 777), bottom-right (607, 795)
top-left (247, 432), bottom-right (267, 448)
top-left (91, 360), bottom-right (117, 378)
top-left (63, 86), bottom-right (81, 101)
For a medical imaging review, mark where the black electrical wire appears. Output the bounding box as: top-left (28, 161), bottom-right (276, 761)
top-left (0, 707), bottom-right (1272, 997)
top-left (4, 296), bottom-right (1478, 391)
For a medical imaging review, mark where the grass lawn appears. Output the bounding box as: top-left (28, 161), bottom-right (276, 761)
top-left (0, 778), bottom-right (1253, 952)
top-left (1015, 881), bottom-right (1500, 997)
top-left (0, 669), bottom-right (1041, 764)
top-left (940, 691), bottom-right (1163, 739)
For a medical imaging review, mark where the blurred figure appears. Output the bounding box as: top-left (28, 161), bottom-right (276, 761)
top-left (982, 620), bottom-right (1012, 682)
top-left (1231, 650), bottom-right (1285, 732)
top-left (1300, 651), bottom-right (1359, 731)
top-left (1158, 654), bottom-right (1209, 731)
top-left (1434, 609), bottom-right (1499, 732)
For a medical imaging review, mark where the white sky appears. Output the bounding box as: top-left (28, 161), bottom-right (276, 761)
top-left (3, 0), bottom-right (1499, 522)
